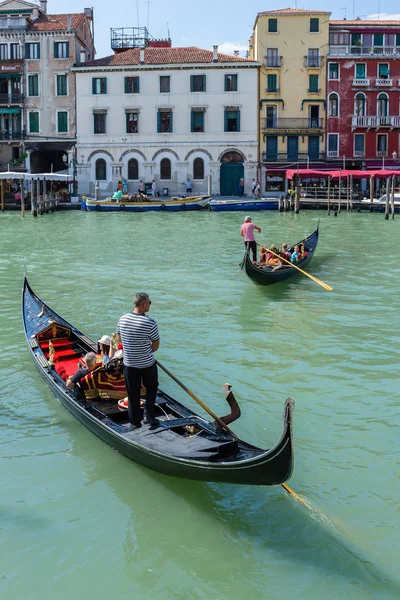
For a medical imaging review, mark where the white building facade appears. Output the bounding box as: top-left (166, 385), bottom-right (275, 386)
top-left (73, 46), bottom-right (260, 198)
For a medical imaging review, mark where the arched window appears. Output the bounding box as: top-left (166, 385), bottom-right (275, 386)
top-left (328, 93), bottom-right (339, 117)
top-left (128, 158), bottom-right (138, 180)
top-left (193, 157), bottom-right (204, 179)
top-left (95, 158), bottom-right (106, 181)
top-left (354, 93), bottom-right (366, 117)
top-left (160, 157), bottom-right (171, 180)
top-left (377, 93), bottom-right (388, 117)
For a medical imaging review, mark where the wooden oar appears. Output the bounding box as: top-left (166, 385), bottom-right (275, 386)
top-left (156, 360), bottom-right (237, 436)
top-left (265, 247), bottom-right (333, 291)
top-left (157, 360), bottom-right (310, 506)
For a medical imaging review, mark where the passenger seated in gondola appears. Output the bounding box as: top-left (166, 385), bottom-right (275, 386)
top-left (256, 245), bottom-right (268, 264)
top-left (66, 352), bottom-right (97, 389)
top-left (290, 245), bottom-right (302, 263)
top-left (98, 334), bottom-right (115, 365)
top-left (281, 243), bottom-right (291, 260)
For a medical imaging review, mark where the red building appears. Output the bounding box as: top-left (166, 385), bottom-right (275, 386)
top-left (327, 20), bottom-right (400, 172)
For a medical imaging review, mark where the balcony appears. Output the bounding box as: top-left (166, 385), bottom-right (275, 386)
top-left (0, 130), bottom-right (25, 141)
top-left (304, 56), bottom-right (324, 68)
top-left (328, 45), bottom-right (400, 57)
top-left (265, 56), bottom-right (283, 68)
top-left (354, 150), bottom-right (365, 157)
top-left (261, 151), bottom-right (326, 163)
top-left (375, 78), bottom-right (392, 87)
top-left (351, 115), bottom-right (400, 128)
top-left (0, 94), bottom-right (23, 104)
top-left (327, 150), bottom-right (338, 158)
top-left (261, 117), bottom-right (324, 130)
top-left (377, 150), bottom-right (387, 156)
top-left (352, 78), bottom-right (370, 86)
top-left (266, 88), bottom-right (280, 94)
top-left (308, 88), bottom-right (321, 94)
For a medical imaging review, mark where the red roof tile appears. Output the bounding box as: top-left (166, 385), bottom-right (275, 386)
top-left (80, 47), bottom-right (256, 67)
top-left (257, 8), bottom-right (330, 16)
top-left (28, 13), bottom-right (85, 32)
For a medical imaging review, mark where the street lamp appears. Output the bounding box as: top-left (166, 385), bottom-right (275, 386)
top-left (62, 151), bottom-right (85, 196)
top-left (392, 151), bottom-right (398, 161)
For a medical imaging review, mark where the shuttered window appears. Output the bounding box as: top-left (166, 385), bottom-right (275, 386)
top-left (25, 42), bottom-right (40, 59)
top-left (224, 109), bottom-right (240, 132)
top-left (57, 111), bottom-right (68, 133)
top-left (190, 74), bottom-right (206, 92)
top-left (56, 74), bottom-right (68, 96)
top-left (29, 112), bottom-right (39, 133)
top-left (309, 74), bottom-right (319, 92)
top-left (54, 41), bottom-right (69, 58)
top-left (125, 76), bottom-right (140, 93)
top-left (126, 112), bottom-right (138, 133)
top-left (28, 74), bottom-right (39, 97)
top-left (267, 74), bottom-right (277, 92)
top-left (225, 74), bottom-right (238, 91)
top-left (160, 76), bottom-right (170, 93)
top-left (157, 111), bottom-right (173, 133)
top-left (92, 78), bottom-right (107, 94)
top-left (93, 112), bottom-right (106, 134)
top-left (191, 110), bottom-right (204, 132)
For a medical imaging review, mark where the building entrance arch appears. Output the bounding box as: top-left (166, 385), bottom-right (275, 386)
top-left (220, 151), bottom-right (244, 196)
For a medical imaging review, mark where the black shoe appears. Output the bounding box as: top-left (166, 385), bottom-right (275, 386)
top-left (130, 422), bottom-right (142, 429)
top-left (144, 417), bottom-right (159, 426)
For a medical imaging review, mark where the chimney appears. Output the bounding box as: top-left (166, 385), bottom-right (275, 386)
top-left (234, 50), bottom-right (239, 57)
top-left (40, 0), bottom-right (47, 15)
top-left (67, 15), bottom-right (72, 30)
top-left (213, 45), bottom-right (218, 62)
top-left (140, 48), bottom-right (145, 64)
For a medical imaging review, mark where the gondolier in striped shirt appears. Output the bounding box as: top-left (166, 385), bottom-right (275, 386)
top-left (117, 293), bottom-right (160, 428)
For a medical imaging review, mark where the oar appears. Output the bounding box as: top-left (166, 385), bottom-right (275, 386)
top-left (157, 360), bottom-right (237, 436)
top-left (264, 246), bottom-right (333, 291)
top-left (157, 360), bottom-right (310, 507)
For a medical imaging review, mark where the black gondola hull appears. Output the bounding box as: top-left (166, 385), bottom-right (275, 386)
top-left (242, 225), bottom-right (319, 286)
top-left (23, 278), bottom-right (294, 486)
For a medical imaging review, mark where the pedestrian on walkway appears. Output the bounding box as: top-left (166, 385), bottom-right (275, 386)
top-left (117, 293), bottom-right (160, 428)
top-left (238, 177), bottom-right (245, 197)
top-left (151, 180), bottom-right (157, 198)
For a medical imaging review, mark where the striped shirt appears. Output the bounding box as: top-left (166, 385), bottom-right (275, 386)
top-left (117, 312), bottom-right (160, 368)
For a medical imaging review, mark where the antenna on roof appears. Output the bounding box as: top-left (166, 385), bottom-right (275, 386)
top-left (341, 7), bottom-right (347, 19)
top-left (167, 21), bottom-right (170, 39)
top-left (145, 1), bottom-right (150, 32)
top-left (136, 0), bottom-right (140, 27)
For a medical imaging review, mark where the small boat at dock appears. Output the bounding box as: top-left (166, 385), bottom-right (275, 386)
top-left (82, 195), bottom-right (211, 212)
top-left (209, 197), bottom-right (278, 211)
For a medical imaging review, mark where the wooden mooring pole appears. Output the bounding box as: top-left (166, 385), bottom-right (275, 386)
top-left (1, 179), bottom-right (4, 213)
top-left (327, 175), bottom-right (331, 215)
top-left (391, 175), bottom-right (395, 220)
top-left (385, 177), bottom-right (390, 220)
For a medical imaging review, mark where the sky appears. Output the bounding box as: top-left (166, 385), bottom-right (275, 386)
top-left (45, 0), bottom-right (400, 59)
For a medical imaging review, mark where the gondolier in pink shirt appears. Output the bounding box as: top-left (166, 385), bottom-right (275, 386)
top-left (240, 216), bottom-right (261, 262)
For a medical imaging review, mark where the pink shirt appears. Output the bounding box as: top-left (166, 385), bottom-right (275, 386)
top-left (240, 222), bottom-right (257, 242)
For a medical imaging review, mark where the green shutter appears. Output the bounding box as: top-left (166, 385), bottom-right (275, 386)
top-left (103, 78), bottom-right (107, 94)
top-left (157, 111), bottom-right (161, 132)
top-left (224, 75), bottom-right (228, 91)
top-left (58, 112), bottom-right (67, 132)
top-left (29, 112), bottom-right (39, 133)
top-left (224, 110), bottom-right (228, 132)
top-left (37, 43), bottom-right (40, 59)
top-left (137, 77), bottom-right (140, 93)
top-left (190, 75), bottom-right (194, 92)
top-left (355, 64), bottom-right (365, 78)
top-left (397, 34), bottom-right (400, 46)
top-left (236, 110), bottom-right (240, 132)
top-left (65, 42), bottom-right (69, 58)
top-left (233, 74), bottom-right (237, 91)
top-left (25, 43), bottom-right (30, 59)
top-left (54, 41), bottom-right (58, 59)
top-left (92, 78), bottom-right (96, 94)
top-left (124, 77), bottom-right (129, 93)
top-left (267, 74), bottom-right (276, 91)
top-left (202, 74), bottom-right (206, 92)
top-left (191, 110), bottom-right (195, 132)
top-left (169, 111), bottom-right (173, 132)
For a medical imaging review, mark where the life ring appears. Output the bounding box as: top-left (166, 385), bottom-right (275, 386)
top-left (95, 204), bottom-right (101, 211)
top-left (160, 203), bottom-right (166, 210)
top-left (118, 398), bottom-right (129, 411)
top-left (180, 203), bottom-right (187, 210)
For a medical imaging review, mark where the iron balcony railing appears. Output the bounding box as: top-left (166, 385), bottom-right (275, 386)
top-left (375, 78), bottom-right (393, 86)
top-left (261, 151), bottom-right (326, 162)
top-left (352, 115), bottom-right (400, 128)
top-left (0, 93), bottom-right (24, 104)
top-left (262, 117), bottom-right (324, 130)
top-left (329, 45), bottom-right (400, 57)
top-left (265, 56), bottom-right (283, 68)
top-left (0, 130), bottom-right (25, 140)
top-left (304, 56), bottom-right (324, 68)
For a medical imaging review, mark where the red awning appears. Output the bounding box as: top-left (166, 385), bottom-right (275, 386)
top-left (286, 169), bottom-right (400, 180)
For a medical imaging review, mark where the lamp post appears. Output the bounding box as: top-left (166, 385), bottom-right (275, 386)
top-left (62, 151), bottom-right (85, 197)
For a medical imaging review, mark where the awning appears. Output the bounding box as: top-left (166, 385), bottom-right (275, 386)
top-left (0, 73), bottom-right (21, 79)
top-left (0, 108), bottom-right (20, 114)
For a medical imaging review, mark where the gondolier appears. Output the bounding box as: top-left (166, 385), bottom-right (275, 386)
top-left (240, 216), bottom-right (261, 262)
top-left (117, 293), bottom-right (160, 428)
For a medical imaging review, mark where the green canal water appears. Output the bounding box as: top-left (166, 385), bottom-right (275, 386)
top-left (0, 208), bottom-right (399, 600)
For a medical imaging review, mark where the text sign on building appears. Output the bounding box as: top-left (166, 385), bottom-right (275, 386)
top-left (0, 61), bottom-right (23, 73)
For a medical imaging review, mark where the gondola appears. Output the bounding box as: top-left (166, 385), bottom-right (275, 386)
top-left (241, 224), bottom-right (319, 286)
top-left (22, 275), bottom-right (294, 486)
